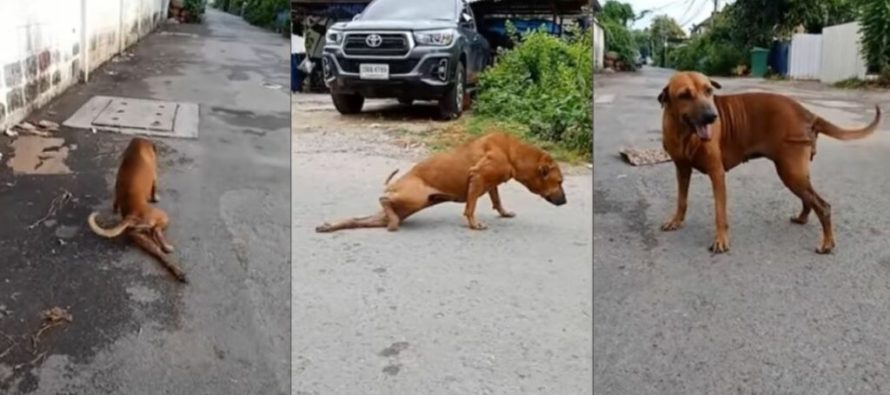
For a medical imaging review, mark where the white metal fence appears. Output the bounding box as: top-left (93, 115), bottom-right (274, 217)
top-left (787, 22), bottom-right (867, 83)
top-left (788, 33), bottom-right (822, 80)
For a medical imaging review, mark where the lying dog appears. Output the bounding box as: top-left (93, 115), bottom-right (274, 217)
top-left (659, 71), bottom-right (880, 254)
top-left (315, 132), bottom-right (567, 232)
top-left (88, 137), bottom-right (187, 282)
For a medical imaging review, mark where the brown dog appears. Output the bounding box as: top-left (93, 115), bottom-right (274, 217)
top-left (88, 137), bottom-right (187, 282)
top-left (659, 71), bottom-right (880, 254)
top-left (315, 132), bottom-right (567, 232)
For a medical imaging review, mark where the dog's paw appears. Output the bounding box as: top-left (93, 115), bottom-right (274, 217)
top-left (708, 238), bottom-right (730, 254)
top-left (315, 224), bottom-right (332, 233)
top-left (162, 244), bottom-right (175, 253)
top-left (815, 239), bottom-right (835, 254)
top-left (498, 211), bottom-right (516, 218)
top-left (469, 221), bottom-right (488, 230)
top-left (150, 195), bottom-right (160, 203)
top-left (661, 220), bottom-right (683, 231)
top-left (790, 215), bottom-right (808, 225)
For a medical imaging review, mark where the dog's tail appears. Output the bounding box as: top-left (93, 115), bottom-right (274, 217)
top-left (88, 212), bottom-right (137, 238)
top-left (384, 169), bottom-right (399, 185)
top-left (128, 231), bottom-right (188, 283)
top-left (815, 105), bottom-right (881, 141)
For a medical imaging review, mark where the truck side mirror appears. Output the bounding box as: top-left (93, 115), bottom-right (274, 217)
top-left (352, 14), bottom-right (361, 21)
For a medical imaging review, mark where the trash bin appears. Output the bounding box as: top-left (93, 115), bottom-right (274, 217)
top-left (750, 47), bottom-right (769, 77)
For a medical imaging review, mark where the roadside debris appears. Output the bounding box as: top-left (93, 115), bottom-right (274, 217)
top-left (619, 147), bottom-right (672, 166)
top-left (31, 307), bottom-right (73, 351)
top-left (5, 128), bottom-right (18, 137)
top-left (5, 120), bottom-right (59, 137)
top-left (37, 120), bottom-right (60, 131)
top-left (28, 190), bottom-right (73, 229)
top-left (263, 82), bottom-right (283, 90)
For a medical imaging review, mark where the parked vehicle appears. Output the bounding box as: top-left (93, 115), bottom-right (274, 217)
top-left (321, 0), bottom-right (491, 120)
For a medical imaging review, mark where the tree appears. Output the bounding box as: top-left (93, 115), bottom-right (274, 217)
top-left (601, 0), bottom-right (635, 27)
top-left (728, 0), bottom-right (860, 47)
top-left (648, 15), bottom-right (686, 67)
top-left (858, 0), bottom-right (890, 74)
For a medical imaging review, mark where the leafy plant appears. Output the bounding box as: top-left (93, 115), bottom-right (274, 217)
top-left (243, 0), bottom-right (289, 28)
top-left (183, 0), bottom-right (206, 23)
top-left (474, 26), bottom-right (592, 158)
top-left (859, 0), bottom-right (890, 73)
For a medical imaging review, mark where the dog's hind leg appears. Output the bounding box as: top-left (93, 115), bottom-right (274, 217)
top-left (315, 212), bottom-right (388, 233)
top-left (129, 231), bottom-right (187, 283)
top-left (775, 152), bottom-right (834, 253)
top-left (790, 200), bottom-right (812, 225)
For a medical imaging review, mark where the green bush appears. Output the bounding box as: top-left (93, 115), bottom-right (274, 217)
top-left (183, 0), bottom-right (206, 23)
top-left (474, 27), bottom-right (592, 157)
top-left (226, 0), bottom-right (245, 14)
top-left (600, 19), bottom-right (636, 69)
top-left (243, 0), bottom-right (289, 28)
top-left (669, 37), bottom-right (747, 76)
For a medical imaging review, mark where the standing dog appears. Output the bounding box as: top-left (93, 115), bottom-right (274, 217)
top-left (315, 132), bottom-right (567, 232)
top-left (659, 71), bottom-right (880, 254)
top-left (88, 137), bottom-right (187, 282)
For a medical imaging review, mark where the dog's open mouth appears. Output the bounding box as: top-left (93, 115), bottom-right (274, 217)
top-left (694, 123), bottom-right (712, 141)
top-left (685, 118), bottom-right (713, 141)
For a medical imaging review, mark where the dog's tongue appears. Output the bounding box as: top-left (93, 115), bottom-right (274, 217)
top-left (695, 124), bottom-right (711, 141)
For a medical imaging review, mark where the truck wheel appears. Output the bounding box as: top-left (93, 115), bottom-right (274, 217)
top-left (398, 98), bottom-right (413, 106)
top-left (332, 93), bottom-right (364, 115)
top-left (438, 62), bottom-right (465, 120)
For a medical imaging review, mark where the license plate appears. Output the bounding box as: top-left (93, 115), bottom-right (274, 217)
top-left (360, 64), bottom-right (389, 80)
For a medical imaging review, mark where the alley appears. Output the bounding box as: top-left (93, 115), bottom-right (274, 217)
top-left (0, 9), bottom-right (289, 395)
top-left (594, 67), bottom-right (890, 394)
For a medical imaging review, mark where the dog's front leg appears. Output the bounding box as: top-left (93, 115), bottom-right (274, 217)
top-left (708, 169), bottom-right (730, 253)
top-left (488, 187), bottom-right (515, 218)
top-left (464, 167), bottom-right (491, 230)
top-left (662, 163), bottom-right (691, 231)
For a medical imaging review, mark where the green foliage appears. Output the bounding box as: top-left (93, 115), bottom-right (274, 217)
top-left (183, 0), bottom-right (206, 23)
top-left (601, 0), bottom-right (635, 26)
top-left (601, 19), bottom-right (637, 68)
top-left (474, 27), bottom-right (592, 157)
top-left (859, 0), bottom-right (890, 72)
top-left (649, 15), bottom-right (686, 42)
top-left (243, 0), bottom-right (289, 28)
top-left (669, 36), bottom-right (747, 76)
top-left (226, 0), bottom-right (245, 14)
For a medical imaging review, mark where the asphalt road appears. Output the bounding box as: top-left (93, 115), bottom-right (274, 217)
top-left (0, 10), bottom-right (290, 394)
top-left (292, 94), bottom-right (593, 395)
top-left (594, 67), bottom-right (890, 394)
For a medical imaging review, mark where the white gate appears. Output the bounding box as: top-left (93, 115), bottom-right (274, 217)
top-left (819, 22), bottom-right (868, 83)
top-left (788, 33), bottom-right (822, 80)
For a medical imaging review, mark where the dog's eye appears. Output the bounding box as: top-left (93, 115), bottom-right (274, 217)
top-left (678, 91), bottom-right (693, 100)
top-left (705, 87), bottom-right (714, 96)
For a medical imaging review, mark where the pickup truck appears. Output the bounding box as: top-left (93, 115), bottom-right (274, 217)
top-left (321, 0), bottom-right (491, 120)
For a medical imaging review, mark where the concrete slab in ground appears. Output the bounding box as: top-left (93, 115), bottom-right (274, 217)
top-left (64, 96), bottom-right (199, 139)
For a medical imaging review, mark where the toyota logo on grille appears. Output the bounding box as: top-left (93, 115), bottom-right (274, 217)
top-left (365, 34), bottom-right (383, 48)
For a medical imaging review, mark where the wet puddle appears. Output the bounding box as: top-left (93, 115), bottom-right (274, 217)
top-left (6, 136), bottom-right (73, 175)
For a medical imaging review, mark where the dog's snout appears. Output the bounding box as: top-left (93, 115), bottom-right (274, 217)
top-left (548, 192), bottom-right (567, 206)
top-left (701, 109), bottom-right (718, 124)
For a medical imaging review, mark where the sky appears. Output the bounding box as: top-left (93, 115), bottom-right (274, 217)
top-left (627, 0), bottom-right (734, 33)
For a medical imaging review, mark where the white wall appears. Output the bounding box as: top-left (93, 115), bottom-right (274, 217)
top-left (788, 33), bottom-right (822, 80)
top-left (593, 18), bottom-right (604, 70)
top-left (819, 22), bottom-right (867, 84)
top-left (0, 0), bottom-right (167, 129)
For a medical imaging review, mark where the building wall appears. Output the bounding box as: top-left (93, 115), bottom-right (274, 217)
top-left (0, 0), bottom-right (167, 129)
top-left (593, 18), bottom-right (604, 70)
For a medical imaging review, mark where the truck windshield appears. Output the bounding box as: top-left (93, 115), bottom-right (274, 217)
top-left (360, 0), bottom-right (457, 21)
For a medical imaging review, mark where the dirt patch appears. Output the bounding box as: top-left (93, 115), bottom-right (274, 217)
top-left (6, 136), bottom-right (72, 175)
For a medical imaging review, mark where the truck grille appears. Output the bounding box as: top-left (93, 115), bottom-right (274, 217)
top-left (338, 58), bottom-right (418, 74)
top-left (343, 33), bottom-right (410, 57)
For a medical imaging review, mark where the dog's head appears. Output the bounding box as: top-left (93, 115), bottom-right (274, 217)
top-left (658, 71), bottom-right (722, 141)
top-left (522, 154), bottom-right (566, 206)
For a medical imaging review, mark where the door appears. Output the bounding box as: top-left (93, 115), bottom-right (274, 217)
top-left (458, 2), bottom-right (487, 84)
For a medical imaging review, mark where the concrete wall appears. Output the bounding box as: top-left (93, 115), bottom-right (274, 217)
top-left (0, 0), bottom-right (168, 129)
top-left (593, 18), bottom-right (604, 70)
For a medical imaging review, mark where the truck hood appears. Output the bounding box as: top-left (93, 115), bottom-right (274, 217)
top-left (331, 20), bottom-right (457, 32)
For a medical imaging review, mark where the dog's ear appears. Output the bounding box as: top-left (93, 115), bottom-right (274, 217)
top-left (538, 164), bottom-right (551, 177)
top-left (710, 79), bottom-right (722, 89)
top-left (657, 86), bottom-right (669, 108)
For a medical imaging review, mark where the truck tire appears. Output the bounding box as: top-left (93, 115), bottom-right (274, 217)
top-left (332, 93), bottom-right (364, 115)
top-left (398, 98), bottom-right (413, 106)
top-left (438, 62), bottom-right (465, 120)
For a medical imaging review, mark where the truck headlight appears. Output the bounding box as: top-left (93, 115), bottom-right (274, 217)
top-left (414, 29), bottom-right (455, 46)
top-left (325, 31), bottom-right (343, 45)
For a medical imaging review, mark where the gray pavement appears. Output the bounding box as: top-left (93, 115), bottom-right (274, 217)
top-left (0, 9), bottom-right (289, 394)
top-left (594, 67), bottom-right (890, 394)
top-left (292, 94), bottom-right (593, 394)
